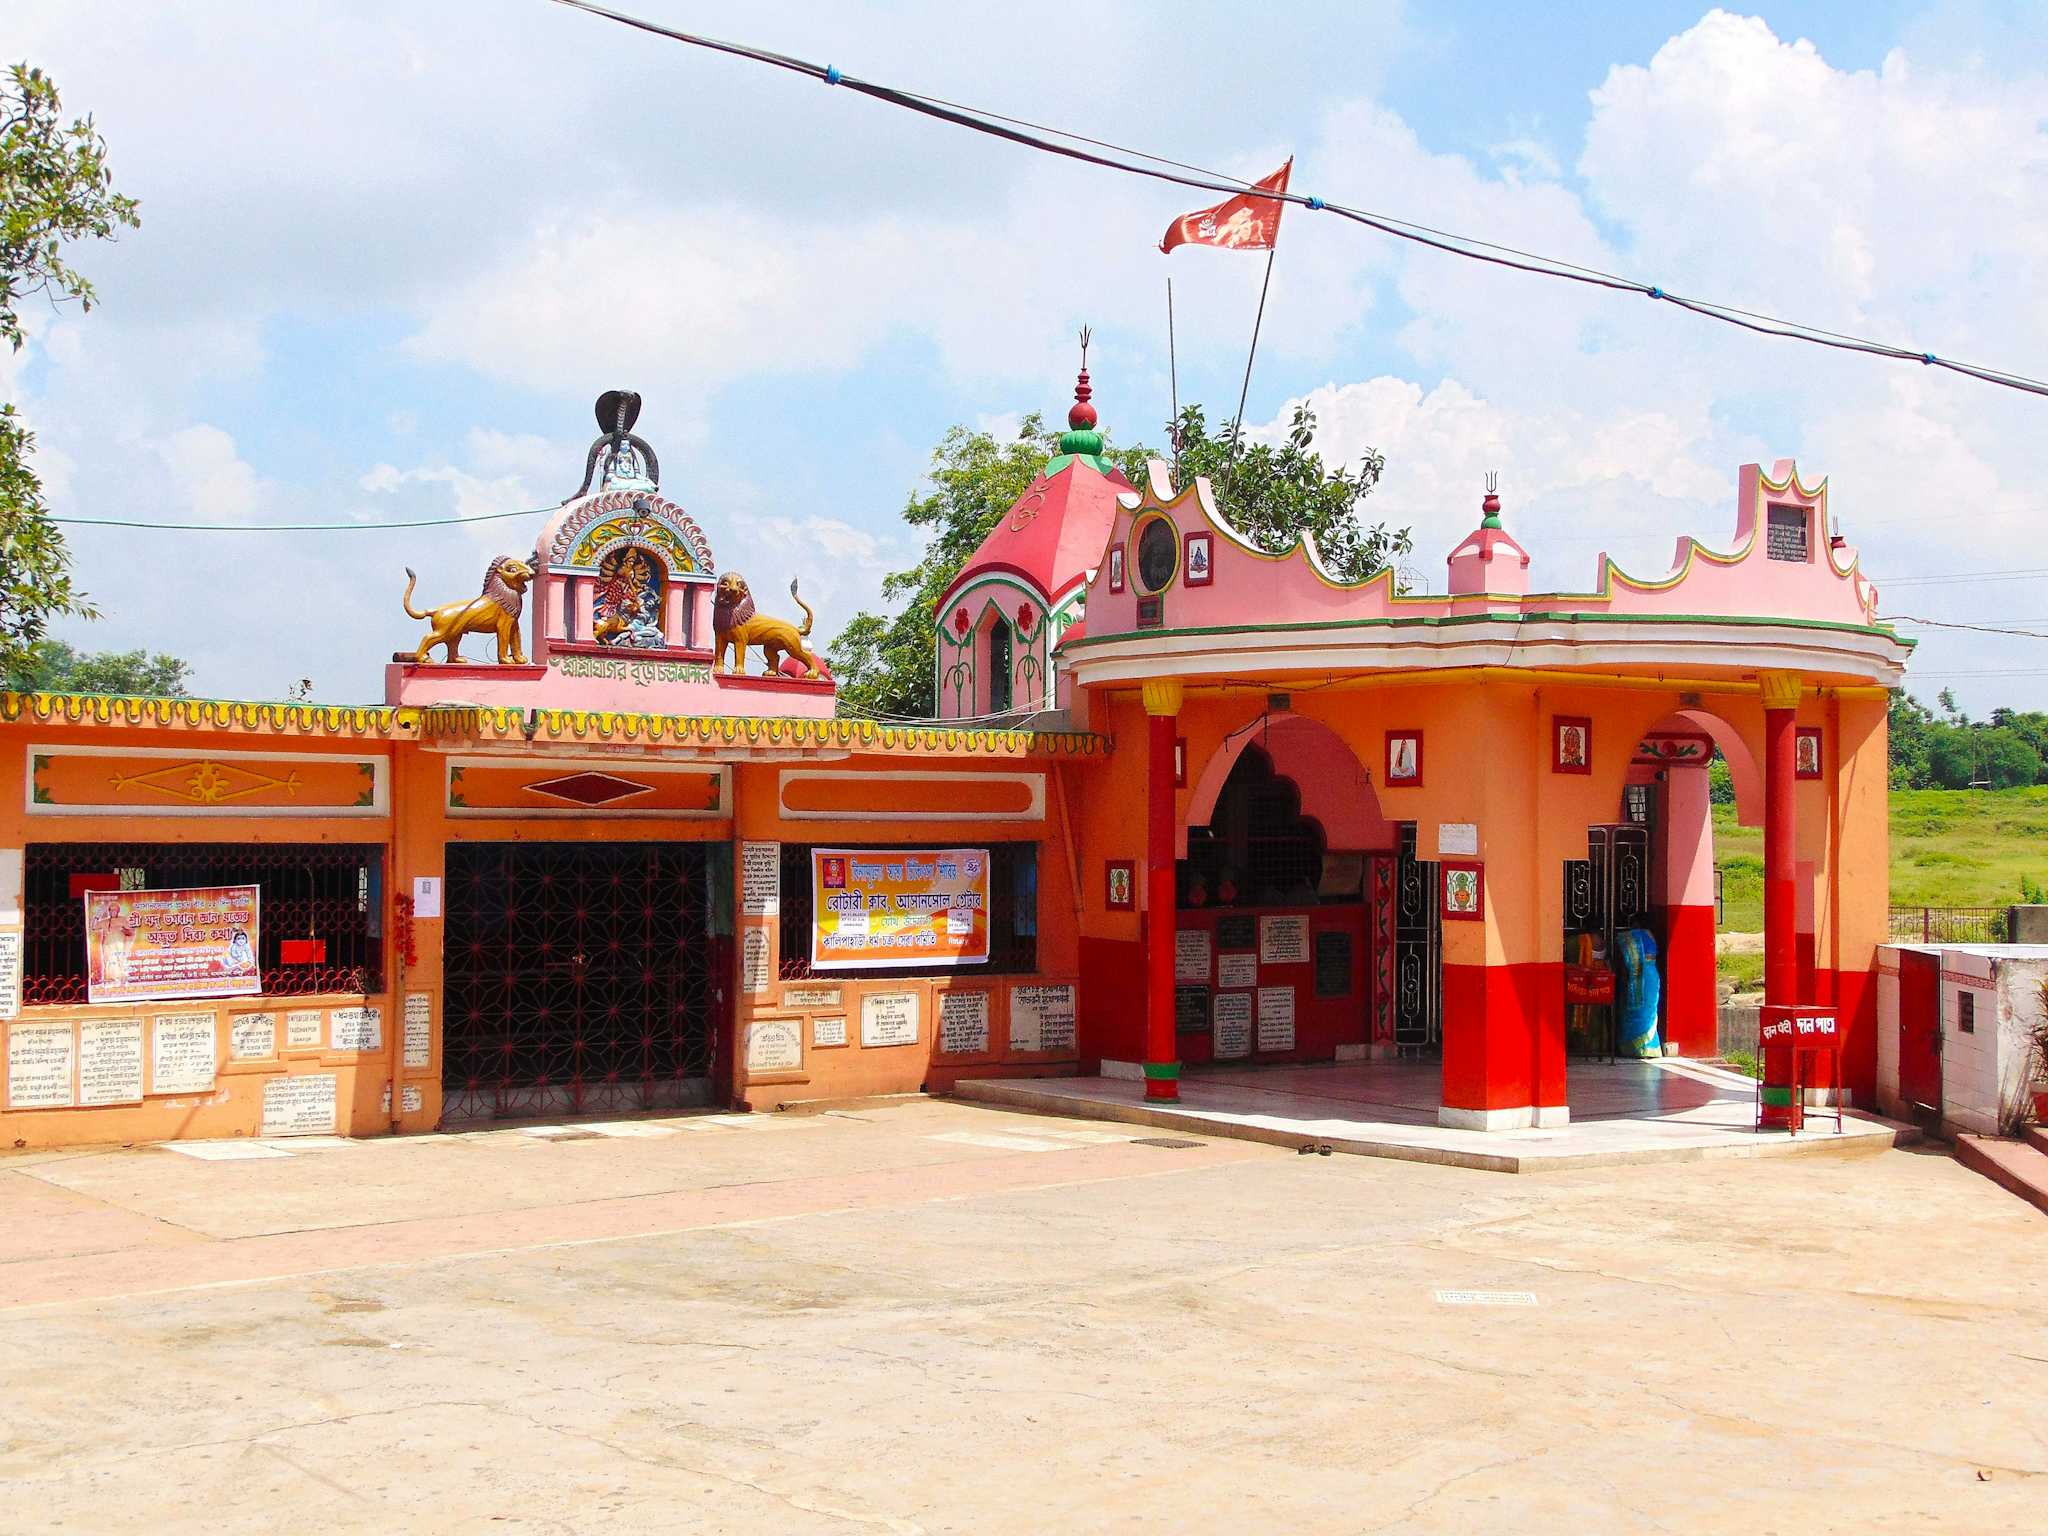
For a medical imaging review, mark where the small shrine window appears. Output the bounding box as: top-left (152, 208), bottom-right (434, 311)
top-left (1134, 516), bottom-right (1179, 594)
top-left (1765, 503), bottom-right (1809, 562)
top-left (988, 619), bottom-right (1013, 713)
top-left (592, 546), bottom-right (668, 648)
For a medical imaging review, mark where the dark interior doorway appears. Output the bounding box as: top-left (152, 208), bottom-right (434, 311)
top-left (441, 841), bottom-right (723, 1123)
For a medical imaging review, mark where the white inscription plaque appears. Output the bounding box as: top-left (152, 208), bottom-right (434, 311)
top-left (150, 1012), bottom-right (216, 1095)
top-left (229, 1011), bottom-right (277, 1061)
top-left (0, 929), bottom-right (20, 1020)
top-left (284, 1009), bottom-right (324, 1049)
top-left (1009, 984), bottom-right (1077, 1054)
top-left (741, 928), bottom-right (772, 996)
top-left (1256, 986), bottom-right (1297, 1052)
top-left (8, 1021), bottom-right (75, 1108)
top-left (80, 1018), bottom-right (145, 1106)
top-left (330, 1006), bottom-right (382, 1053)
top-left (812, 1015), bottom-right (847, 1048)
top-left (1258, 916), bottom-right (1309, 965)
top-left (1212, 993), bottom-right (1252, 1060)
top-left (403, 993), bottom-right (432, 1068)
top-left (262, 1073), bottom-right (338, 1136)
top-left (783, 984), bottom-right (841, 1009)
top-left (1174, 929), bottom-right (1212, 984)
top-left (860, 991), bottom-right (920, 1048)
top-left (1218, 952), bottom-right (1258, 989)
top-left (746, 1018), bottom-right (803, 1073)
top-left (741, 841), bottom-right (781, 917)
top-left (938, 991), bottom-right (991, 1055)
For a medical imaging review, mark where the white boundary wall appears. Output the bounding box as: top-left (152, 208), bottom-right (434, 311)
top-left (1876, 943), bottom-right (2048, 1136)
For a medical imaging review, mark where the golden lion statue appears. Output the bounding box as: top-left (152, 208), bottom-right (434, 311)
top-left (402, 555), bottom-right (534, 665)
top-left (714, 572), bottom-right (821, 679)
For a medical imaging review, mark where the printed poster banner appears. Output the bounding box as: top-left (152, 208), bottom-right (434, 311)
top-left (86, 884), bottom-right (262, 1006)
top-left (811, 848), bottom-right (990, 971)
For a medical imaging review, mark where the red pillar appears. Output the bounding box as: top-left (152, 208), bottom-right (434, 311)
top-left (1760, 671), bottom-right (1802, 1123)
top-left (1142, 679), bottom-right (1183, 1101)
top-left (1761, 673), bottom-right (1800, 1008)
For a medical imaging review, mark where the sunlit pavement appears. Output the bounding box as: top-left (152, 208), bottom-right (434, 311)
top-left (1, 1098), bottom-right (2041, 1533)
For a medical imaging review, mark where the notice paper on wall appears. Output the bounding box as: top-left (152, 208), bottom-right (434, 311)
top-left (1212, 993), bottom-right (1252, 1060)
top-left (79, 1018), bottom-right (144, 1106)
top-left (8, 1021), bottom-right (75, 1108)
top-left (411, 876), bottom-right (442, 920)
top-left (741, 841), bottom-right (780, 918)
top-left (1217, 952), bottom-right (1258, 990)
top-left (1256, 986), bottom-right (1296, 1052)
top-left (1438, 823), bottom-right (1478, 858)
top-left (1174, 928), bottom-right (1212, 984)
top-left (812, 1015), bottom-right (847, 1048)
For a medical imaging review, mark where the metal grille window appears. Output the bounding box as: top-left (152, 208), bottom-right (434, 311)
top-left (22, 842), bottom-right (385, 1004)
top-left (1181, 744), bottom-right (1327, 907)
top-left (777, 842), bottom-right (1038, 979)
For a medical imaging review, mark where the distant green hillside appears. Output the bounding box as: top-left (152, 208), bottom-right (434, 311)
top-left (1711, 786), bottom-right (2048, 933)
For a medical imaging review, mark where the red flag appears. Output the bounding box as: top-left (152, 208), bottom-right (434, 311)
top-left (1160, 160), bottom-right (1292, 254)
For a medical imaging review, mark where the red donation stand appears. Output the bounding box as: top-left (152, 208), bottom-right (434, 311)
top-left (1757, 1006), bottom-right (1842, 1134)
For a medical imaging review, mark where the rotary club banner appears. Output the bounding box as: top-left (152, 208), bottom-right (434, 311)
top-left (86, 884), bottom-right (262, 1005)
top-left (811, 848), bottom-right (990, 970)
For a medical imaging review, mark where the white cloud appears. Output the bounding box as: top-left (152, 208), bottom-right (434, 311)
top-left (152, 424), bottom-right (260, 521)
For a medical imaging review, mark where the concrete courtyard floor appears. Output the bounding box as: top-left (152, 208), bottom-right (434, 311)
top-left (0, 1098), bottom-right (2043, 1534)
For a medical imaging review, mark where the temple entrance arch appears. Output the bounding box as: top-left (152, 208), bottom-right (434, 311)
top-left (1175, 715), bottom-right (1401, 1064)
top-left (1609, 707), bottom-right (1764, 1058)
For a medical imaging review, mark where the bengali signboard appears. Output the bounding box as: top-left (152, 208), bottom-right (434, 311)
top-left (810, 848), bottom-right (990, 971)
top-left (85, 885), bottom-right (261, 1006)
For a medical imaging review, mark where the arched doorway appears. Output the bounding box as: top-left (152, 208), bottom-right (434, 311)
top-left (1177, 716), bottom-right (1401, 1066)
top-left (1578, 708), bottom-right (1763, 1059)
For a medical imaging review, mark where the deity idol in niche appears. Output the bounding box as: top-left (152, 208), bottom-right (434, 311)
top-left (593, 547), bottom-right (667, 648)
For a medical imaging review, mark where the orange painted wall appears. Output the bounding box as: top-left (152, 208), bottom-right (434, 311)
top-left (728, 756), bottom-right (1090, 1109)
top-left (0, 723), bottom-right (400, 1149)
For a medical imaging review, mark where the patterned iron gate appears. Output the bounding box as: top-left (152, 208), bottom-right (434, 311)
top-left (441, 842), bottom-right (721, 1123)
top-left (1563, 824), bottom-right (1651, 957)
top-left (1393, 823), bottom-right (1441, 1050)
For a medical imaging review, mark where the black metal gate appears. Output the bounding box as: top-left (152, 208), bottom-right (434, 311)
top-left (1393, 823), bottom-right (1441, 1050)
top-left (441, 842), bottom-right (721, 1123)
top-left (1563, 823), bottom-right (1652, 971)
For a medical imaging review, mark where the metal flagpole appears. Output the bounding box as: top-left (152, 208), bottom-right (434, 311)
top-left (1223, 244), bottom-right (1278, 506)
top-left (1166, 278), bottom-right (1181, 479)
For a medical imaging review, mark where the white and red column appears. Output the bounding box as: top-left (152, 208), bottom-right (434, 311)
top-left (1760, 670), bottom-right (1804, 1123)
top-left (1142, 679), bottom-right (1183, 1101)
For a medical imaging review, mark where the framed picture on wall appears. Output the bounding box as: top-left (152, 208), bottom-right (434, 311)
top-left (1440, 861), bottom-right (1485, 921)
top-left (1105, 859), bottom-right (1136, 912)
top-left (1385, 730), bottom-right (1423, 788)
top-left (1107, 545), bottom-right (1125, 594)
top-left (1795, 726), bottom-right (1822, 780)
top-left (1184, 530), bottom-right (1214, 587)
top-left (1553, 715), bottom-right (1592, 774)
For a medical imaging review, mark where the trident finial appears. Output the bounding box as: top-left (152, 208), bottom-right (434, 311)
top-left (1078, 325), bottom-right (1091, 368)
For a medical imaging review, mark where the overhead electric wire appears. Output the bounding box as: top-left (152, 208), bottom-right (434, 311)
top-left (551, 0), bottom-right (2048, 402)
top-left (1881, 616), bottom-right (2048, 639)
top-left (50, 505), bottom-right (553, 532)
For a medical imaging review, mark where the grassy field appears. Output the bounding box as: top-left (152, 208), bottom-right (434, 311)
top-left (1711, 785), bottom-right (2048, 934)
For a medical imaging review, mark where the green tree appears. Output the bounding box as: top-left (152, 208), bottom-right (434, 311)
top-left (830, 405), bottom-right (1407, 718)
top-left (1888, 691), bottom-right (1936, 789)
top-left (1156, 403), bottom-right (1407, 583)
top-left (21, 639), bottom-right (190, 696)
top-left (2, 62), bottom-right (140, 680)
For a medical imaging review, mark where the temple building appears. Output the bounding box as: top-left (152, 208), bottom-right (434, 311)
top-left (0, 376), bottom-right (1908, 1147)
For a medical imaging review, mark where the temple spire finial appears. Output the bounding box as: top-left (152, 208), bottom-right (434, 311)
top-left (1070, 325), bottom-right (1098, 431)
top-left (1481, 470), bottom-right (1503, 530)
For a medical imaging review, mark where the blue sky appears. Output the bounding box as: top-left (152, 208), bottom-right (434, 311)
top-left (10, 1), bottom-right (2046, 710)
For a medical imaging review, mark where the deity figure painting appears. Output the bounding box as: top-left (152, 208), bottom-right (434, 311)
top-left (593, 547), bottom-right (667, 649)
